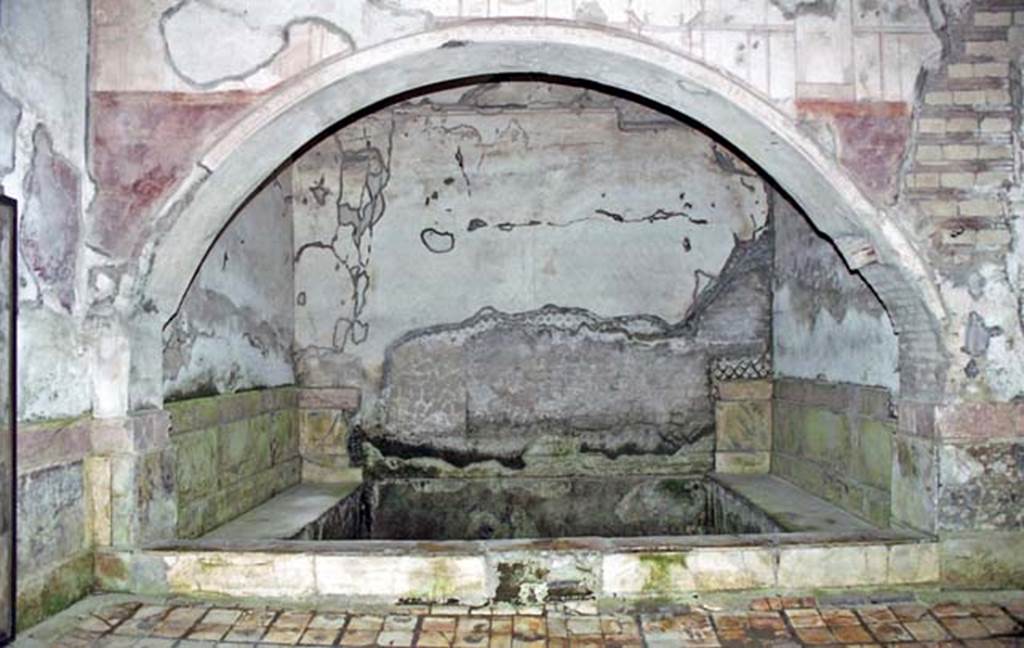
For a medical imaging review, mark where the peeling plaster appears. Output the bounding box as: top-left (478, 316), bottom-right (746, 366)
top-left (163, 176), bottom-right (294, 399)
top-left (293, 82), bottom-right (770, 396)
top-left (772, 191), bottom-right (900, 391)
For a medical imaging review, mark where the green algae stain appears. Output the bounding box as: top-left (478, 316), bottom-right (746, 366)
top-left (639, 553), bottom-right (689, 593)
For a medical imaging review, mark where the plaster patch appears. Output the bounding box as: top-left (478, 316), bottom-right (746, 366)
top-left (0, 86), bottom-right (21, 177)
top-left (20, 126), bottom-right (80, 312)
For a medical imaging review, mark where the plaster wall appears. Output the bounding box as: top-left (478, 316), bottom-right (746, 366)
top-left (293, 82), bottom-right (769, 390)
top-left (290, 81), bottom-right (775, 477)
top-left (163, 173), bottom-right (295, 400)
top-left (0, 0), bottom-right (96, 630)
top-left (772, 189), bottom-right (900, 391)
top-left (1, 0), bottom-right (92, 423)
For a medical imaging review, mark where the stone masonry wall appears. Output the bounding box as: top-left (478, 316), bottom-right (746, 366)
top-left (297, 388), bottom-right (362, 484)
top-left (165, 388), bottom-right (300, 539)
top-left (773, 379), bottom-right (897, 527)
top-left (14, 418), bottom-right (93, 631)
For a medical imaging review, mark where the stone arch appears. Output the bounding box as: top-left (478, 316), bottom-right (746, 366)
top-left (140, 20), bottom-right (948, 399)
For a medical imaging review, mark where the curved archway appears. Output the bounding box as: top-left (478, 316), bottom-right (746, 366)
top-left (140, 20), bottom-right (948, 398)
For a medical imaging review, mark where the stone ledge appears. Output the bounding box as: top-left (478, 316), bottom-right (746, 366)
top-left (711, 473), bottom-right (877, 533)
top-left (202, 482), bottom-right (361, 541)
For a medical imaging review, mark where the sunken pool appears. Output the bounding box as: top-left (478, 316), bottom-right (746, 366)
top-left (292, 476), bottom-right (782, 541)
top-left (134, 473), bottom-right (935, 606)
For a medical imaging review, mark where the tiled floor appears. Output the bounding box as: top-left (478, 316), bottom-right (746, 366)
top-left (30, 595), bottom-right (1024, 647)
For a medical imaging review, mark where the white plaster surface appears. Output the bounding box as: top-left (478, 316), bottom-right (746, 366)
top-left (1, 0), bottom-right (93, 422)
top-left (772, 195), bottom-right (900, 391)
top-left (92, 0), bottom-right (939, 110)
top-left (163, 175), bottom-right (296, 398)
top-left (292, 84), bottom-right (768, 383)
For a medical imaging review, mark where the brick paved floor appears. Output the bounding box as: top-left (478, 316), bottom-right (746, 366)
top-left (29, 595), bottom-right (1024, 647)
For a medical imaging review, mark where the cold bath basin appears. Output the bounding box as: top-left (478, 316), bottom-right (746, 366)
top-left (112, 474), bottom-right (937, 607)
top-left (292, 475), bottom-right (783, 541)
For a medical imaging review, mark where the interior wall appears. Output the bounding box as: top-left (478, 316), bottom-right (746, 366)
top-left (163, 173), bottom-right (295, 400)
top-left (290, 81), bottom-right (776, 478)
top-left (770, 187), bottom-right (900, 525)
top-left (772, 196), bottom-right (899, 392)
top-left (0, 0), bottom-right (96, 630)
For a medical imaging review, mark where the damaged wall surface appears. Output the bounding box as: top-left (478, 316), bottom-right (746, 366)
top-left (773, 191), bottom-right (900, 391)
top-left (5, 0), bottom-right (1024, 629)
top-left (289, 81), bottom-right (775, 476)
top-left (292, 82), bottom-right (770, 387)
top-left (163, 173), bottom-right (295, 400)
top-left (0, 0), bottom-right (96, 631)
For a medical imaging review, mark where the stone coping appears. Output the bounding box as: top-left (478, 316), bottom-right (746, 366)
top-left (148, 527), bottom-right (931, 556)
top-left (122, 472), bottom-right (935, 605)
top-left (710, 473), bottom-right (878, 533)
top-left (202, 482), bottom-right (360, 541)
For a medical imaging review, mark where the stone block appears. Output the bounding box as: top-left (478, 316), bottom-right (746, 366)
top-left (17, 416), bottom-right (92, 473)
top-left (298, 387), bottom-right (361, 410)
top-left (716, 401), bottom-right (772, 452)
top-left (602, 549), bottom-right (775, 594)
top-left (717, 379), bottom-right (772, 401)
top-left (965, 41), bottom-right (1011, 59)
top-left (270, 410), bottom-right (299, 464)
top-left (888, 543), bottom-right (939, 585)
top-left (315, 555), bottom-right (487, 603)
top-left (940, 531), bottom-right (1024, 588)
top-left (777, 545), bottom-right (888, 588)
top-left (715, 451), bottom-right (770, 474)
top-left (165, 552), bottom-right (316, 599)
top-left (17, 462), bottom-right (87, 575)
top-left (934, 402), bottom-right (1024, 441)
top-left (959, 199), bottom-right (1002, 218)
top-left (218, 419), bottom-right (270, 486)
top-left (174, 428), bottom-right (218, 498)
top-left (890, 434), bottom-right (937, 533)
top-left (688, 549), bottom-right (775, 590)
top-left (857, 387), bottom-right (892, 419)
top-left (15, 551), bottom-right (94, 632)
top-left (91, 410), bottom-right (171, 454)
top-left (84, 456), bottom-right (112, 547)
top-left (299, 410), bottom-right (346, 455)
top-left (852, 419), bottom-right (893, 490)
top-left (974, 11), bottom-right (1012, 26)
